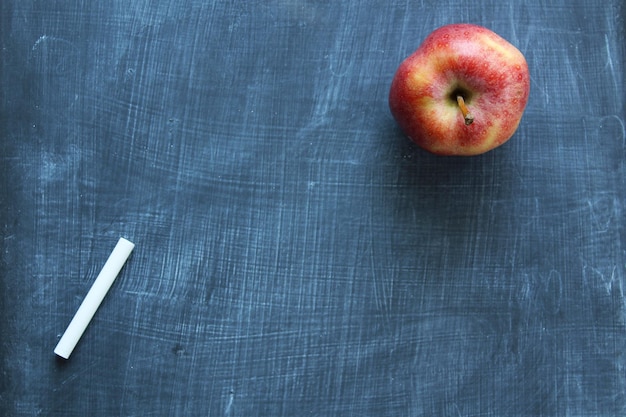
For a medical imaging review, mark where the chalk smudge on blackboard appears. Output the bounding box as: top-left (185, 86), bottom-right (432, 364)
top-left (29, 35), bottom-right (80, 76)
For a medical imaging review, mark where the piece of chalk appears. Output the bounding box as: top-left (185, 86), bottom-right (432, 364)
top-left (54, 237), bottom-right (135, 359)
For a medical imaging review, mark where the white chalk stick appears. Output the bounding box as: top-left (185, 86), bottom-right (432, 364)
top-left (54, 237), bottom-right (135, 359)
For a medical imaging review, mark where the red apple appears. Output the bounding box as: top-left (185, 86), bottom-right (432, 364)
top-left (389, 23), bottom-right (530, 156)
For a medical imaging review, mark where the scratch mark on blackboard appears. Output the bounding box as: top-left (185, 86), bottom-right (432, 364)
top-left (453, 402), bottom-right (463, 417)
top-left (604, 34), bottom-right (619, 93)
top-left (224, 390), bottom-right (235, 416)
top-left (55, 360), bottom-right (100, 388)
top-left (118, 299), bottom-right (142, 415)
top-left (599, 114), bottom-right (626, 146)
top-left (29, 34), bottom-right (80, 77)
top-left (326, 3), bottom-right (356, 78)
top-left (32, 35), bottom-right (50, 51)
top-left (587, 194), bottom-right (618, 233)
top-left (583, 263), bottom-right (619, 295)
top-left (31, 35), bottom-right (77, 53)
top-left (530, 74), bottom-right (550, 106)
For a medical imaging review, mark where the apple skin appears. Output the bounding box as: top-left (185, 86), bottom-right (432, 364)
top-left (389, 24), bottom-right (530, 156)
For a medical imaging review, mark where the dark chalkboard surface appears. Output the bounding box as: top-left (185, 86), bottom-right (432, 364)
top-left (1, 1), bottom-right (625, 416)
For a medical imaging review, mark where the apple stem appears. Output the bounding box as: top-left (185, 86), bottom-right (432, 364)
top-left (456, 95), bottom-right (474, 125)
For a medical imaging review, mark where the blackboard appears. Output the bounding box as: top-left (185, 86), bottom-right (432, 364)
top-left (1, 1), bottom-right (625, 415)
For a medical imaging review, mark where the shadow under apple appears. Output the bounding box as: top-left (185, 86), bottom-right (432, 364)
top-left (382, 119), bottom-right (511, 224)
top-left (367, 117), bottom-right (520, 300)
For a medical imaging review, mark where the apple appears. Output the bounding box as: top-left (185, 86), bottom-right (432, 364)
top-left (389, 23), bottom-right (530, 156)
